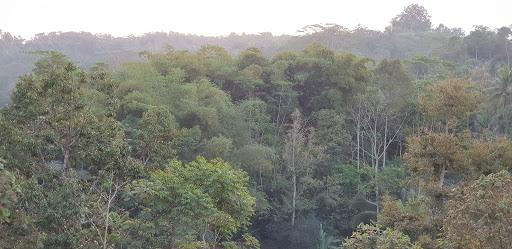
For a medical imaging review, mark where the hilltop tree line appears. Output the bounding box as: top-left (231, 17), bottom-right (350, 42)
top-left (1, 4), bottom-right (512, 249)
top-left (1, 3), bottom-right (511, 105)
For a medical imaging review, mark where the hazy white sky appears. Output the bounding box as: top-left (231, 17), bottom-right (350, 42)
top-left (2, 0), bottom-right (511, 38)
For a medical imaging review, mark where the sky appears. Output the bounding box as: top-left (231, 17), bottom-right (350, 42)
top-left (2, 0), bottom-right (511, 39)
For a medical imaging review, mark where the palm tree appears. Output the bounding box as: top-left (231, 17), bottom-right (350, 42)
top-left (318, 223), bottom-right (341, 249)
top-left (487, 67), bottom-right (512, 133)
top-left (488, 67), bottom-right (512, 108)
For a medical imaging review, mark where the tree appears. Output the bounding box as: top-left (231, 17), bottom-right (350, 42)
top-left (2, 52), bottom-right (129, 177)
top-left (0, 53), bottom-right (135, 248)
top-left (82, 172), bottom-right (129, 249)
top-left (420, 78), bottom-right (482, 132)
top-left (136, 106), bottom-right (177, 166)
top-left (282, 43), bottom-right (370, 114)
top-left (284, 110), bottom-right (323, 227)
top-left (297, 23), bottom-right (348, 48)
top-left (87, 63), bottom-right (120, 117)
top-left (442, 171), bottom-right (512, 249)
top-left (125, 157), bottom-right (256, 248)
top-left (238, 100), bottom-right (278, 146)
top-left (1, 174), bottom-right (87, 248)
top-left (318, 223), bottom-right (340, 249)
top-left (142, 47), bottom-right (207, 81)
top-left (349, 91), bottom-right (410, 211)
top-left (238, 47), bottom-right (267, 70)
top-left (487, 67), bottom-right (512, 134)
top-left (405, 131), bottom-right (465, 189)
top-left (202, 135), bottom-right (233, 159)
top-left (407, 130), bottom-right (512, 190)
top-left (6, 52), bottom-right (88, 172)
top-left (463, 26), bottom-right (510, 62)
top-left (373, 59), bottom-right (415, 108)
top-left (232, 144), bottom-right (275, 188)
top-left (377, 196), bottom-right (435, 248)
top-left (343, 224), bottom-right (421, 249)
top-left (488, 67), bottom-right (512, 108)
top-left (285, 109), bottom-right (306, 227)
top-left (311, 109), bottom-right (350, 161)
top-left (0, 161), bottom-right (18, 223)
top-left (466, 136), bottom-right (512, 177)
top-left (390, 4), bottom-right (432, 33)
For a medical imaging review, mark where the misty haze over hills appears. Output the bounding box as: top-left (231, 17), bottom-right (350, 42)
top-left (0, 4), bottom-right (510, 106)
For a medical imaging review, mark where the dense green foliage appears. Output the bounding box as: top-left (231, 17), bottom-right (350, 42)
top-left (1, 4), bottom-right (512, 249)
top-left (1, 4), bottom-right (511, 106)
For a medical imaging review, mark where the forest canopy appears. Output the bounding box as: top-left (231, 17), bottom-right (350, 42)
top-left (1, 3), bottom-right (512, 249)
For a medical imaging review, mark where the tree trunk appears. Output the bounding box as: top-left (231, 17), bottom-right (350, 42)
top-left (418, 179), bottom-right (422, 195)
top-left (259, 167), bottom-right (263, 189)
top-left (439, 165), bottom-right (447, 188)
top-left (291, 120), bottom-right (299, 227)
top-left (382, 117), bottom-right (388, 168)
top-left (506, 44), bottom-right (510, 66)
top-left (291, 130), bottom-right (296, 227)
top-left (292, 171), bottom-right (296, 227)
top-left (356, 119), bottom-right (360, 170)
top-left (356, 118), bottom-right (361, 191)
top-left (63, 148), bottom-right (70, 171)
top-left (103, 188), bottom-right (113, 249)
top-left (373, 121), bottom-right (379, 213)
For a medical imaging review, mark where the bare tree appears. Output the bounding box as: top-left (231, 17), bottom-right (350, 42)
top-left (349, 96), bottom-right (409, 212)
top-left (283, 109), bottom-right (322, 226)
top-left (84, 172), bottom-right (121, 249)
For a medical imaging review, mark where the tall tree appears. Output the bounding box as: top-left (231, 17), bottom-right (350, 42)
top-left (284, 109), bottom-right (322, 226)
top-left (390, 4), bottom-right (432, 33)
